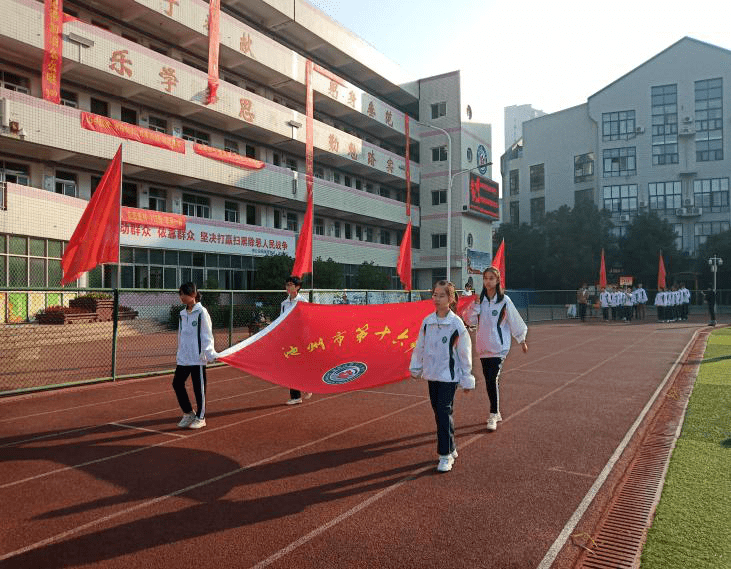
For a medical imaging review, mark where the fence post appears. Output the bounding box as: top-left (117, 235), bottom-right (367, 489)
top-left (228, 290), bottom-right (234, 347)
top-left (111, 288), bottom-right (120, 381)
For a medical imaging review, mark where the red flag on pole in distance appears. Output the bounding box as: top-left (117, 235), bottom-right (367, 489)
top-left (599, 248), bottom-right (607, 288)
top-left (61, 145), bottom-right (122, 285)
top-left (396, 221), bottom-right (412, 290)
top-left (492, 238), bottom-right (506, 288)
top-left (658, 252), bottom-right (667, 290)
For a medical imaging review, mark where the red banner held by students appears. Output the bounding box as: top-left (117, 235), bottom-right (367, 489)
top-left (493, 238), bottom-right (506, 288)
top-left (193, 144), bottom-right (264, 169)
top-left (81, 113), bottom-right (186, 154)
top-left (42, 0), bottom-right (63, 104)
top-left (61, 146), bottom-right (122, 285)
top-left (205, 0), bottom-right (220, 105)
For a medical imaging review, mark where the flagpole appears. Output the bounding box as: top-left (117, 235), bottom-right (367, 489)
top-left (111, 143), bottom-right (123, 381)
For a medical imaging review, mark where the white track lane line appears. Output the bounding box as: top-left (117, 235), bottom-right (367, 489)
top-left (0, 397), bottom-right (429, 562)
top-left (109, 422), bottom-right (186, 438)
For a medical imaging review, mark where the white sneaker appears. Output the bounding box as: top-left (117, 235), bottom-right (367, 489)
top-left (286, 398), bottom-right (302, 405)
top-left (487, 413), bottom-right (499, 431)
top-left (303, 392), bottom-right (313, 400)
top-left (437, 454), bottom-right (455, 472)
top-left (188, 417), bottom-right (206, 429)
top-left (451, 449), bottom-right (458, 459)
top-left (177, 413), bottom-right (196, 428)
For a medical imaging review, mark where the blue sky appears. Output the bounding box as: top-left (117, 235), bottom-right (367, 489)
top-left (307, 0), bottom-right (731, 154)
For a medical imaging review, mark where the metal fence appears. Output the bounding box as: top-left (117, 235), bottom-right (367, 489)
top-left (0, 287), bottom-right (721, 396)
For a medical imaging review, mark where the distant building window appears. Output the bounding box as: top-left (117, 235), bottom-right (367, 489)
top-left (695, 78), bottom-right (723, 162)
top-left (122, 182), bottom-right (137, 208)
top-left (182, 193), bottom-right (211, 218)
top-left (432, 189), bottom-right (447, 205)
top-left (286, 212), bottom-right (298, 232)
top-left (286, 158), bottom-right (297, 172)
top-left (60, 89), bottom-right (78, 108)
top-left (574, 153), bottom-right (595, 183)
top-left (246, 204), bottom-right (256, 225)
top-left (90, 97), bottom-right (109, 117)
top-left (314, 167), bottom-right (324, 179)
top-left (602, 184), bottom-right (638, 213)
top-left (574, 188), bottom-right (593, 206)
top-left (148, 116), bottom-right (167, 133)
top-left (182, 127), bottom-right (210, 145)
top-left (651, 84), bottom-right (678, 165)
top-left (148, 188), bottom-right (167, 212)
top-left (431, 102), bottom-right (447, 119)
top-left (273, 153), bottom-right (281, 167)
top-left (648, 181), bottom-right (681, 211)
top-left (344, 223), bottom-right (352, 240)
top-left (54, 171), bottom-right (77, 197)
top-left (121, 107), bottom-right (137, 125)
top-left (379, 187), bottom-right (390, 199)
top-left (694, 221), bottom-right (730, 251)
top-left (530, 197), bottom-right (545, 224)
top-left (344, 175), bottom-right (352, 187)
top-left (365, 227), bottom-right (374, 242)
top-left (245, 144), bottom-right (256, 159)
top-left (431, 146), bottom-right (448, 162)
top-left (693, 177), bottom-right (729, 213)
top-left (509, 201), bottom-right (519, 225)
top-left (380, 229), bottom-right (391, 245)
top-left (333, 221), bottom-right (341, 238)
top-left (509, 169), bottom-right (519, 196)
top-left (603, 147), bottom-right (636, 177)
top-left (225, 201), bottom-right (240, 223)
top-left (224, 139), bottom-right (239, 154)
top-left (0, 161), bottom-right (30, 186)
top-left (315, 217), bottom-right (324, 236)
top-left (431, 233), bottom-right (447, 249)
top-left (333, 172), bottom-right (341, 184)
top-left (0, 71), bottom-right (30, 93)
top-left (529, 163), bottom-right (544, 192)
top-left (602, 110), bottom-right (636, 141)
top-left (355, 179), bottom-right (362, 190)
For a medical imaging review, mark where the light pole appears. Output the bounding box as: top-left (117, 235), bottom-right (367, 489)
top-left (708, 254), bottom-right (723, 292)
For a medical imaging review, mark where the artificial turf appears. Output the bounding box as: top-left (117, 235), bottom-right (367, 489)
top-left (641, 327), bottom-right (731, 569)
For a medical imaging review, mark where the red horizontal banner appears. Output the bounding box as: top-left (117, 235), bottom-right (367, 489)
top-left (81, 112), bottom-right (186, 154)
top-left (193, 143), bottom-right (265, 170)
top-left (122, 207), bottom-right (186, 230)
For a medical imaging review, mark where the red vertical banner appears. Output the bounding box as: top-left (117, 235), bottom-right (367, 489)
top-left (292, 60), bottom-right (314, 277)
top-left (599, 248), bottom-right (607, 288)
top-left (397, 221), bottom-right (413, 290)
top-left (658, 252), bottom-right (667, 289)
top-left (42, 0), bottom-right (63, 104)
top-left (205, 0), bottom-right (220, 105)
top-left (493, 238), bottom-right (506, 288)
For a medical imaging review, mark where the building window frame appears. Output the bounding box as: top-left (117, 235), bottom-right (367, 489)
top-left (602, 110), bottom-right (636, 141)
top-left (695, 77), bottom-right (723, 162)
top-left (509, 169), bottom-right (519, 196)
top-left (648, 181), bottom-right (681, 211)
top-left (693, 177), bottom-right (730, 213)
top-left (529, 163), bottom-right (545, 192)
top-left (182, 193), bottom-right (211, 219)
top-left (603, 146), bottom-right (636, 177)
top-left (651, 84), bottom-right (679, 165)
top-left (574, 153), bottom-right (595, 183)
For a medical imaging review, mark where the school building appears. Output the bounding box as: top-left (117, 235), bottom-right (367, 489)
top-left (501, 37), bottom-right (731, 255)
top-left (0, 0), bottom-right (497, 315)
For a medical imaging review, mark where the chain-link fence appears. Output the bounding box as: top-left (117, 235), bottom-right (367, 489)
top-left (1, 287), bottom-right (722, 395)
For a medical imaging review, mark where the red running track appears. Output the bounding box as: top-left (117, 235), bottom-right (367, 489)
top-left (0, 318), bottom-right (705, 569)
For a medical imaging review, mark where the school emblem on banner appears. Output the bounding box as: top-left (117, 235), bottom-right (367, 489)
top-left (322, 362), bottom-right (367, 385)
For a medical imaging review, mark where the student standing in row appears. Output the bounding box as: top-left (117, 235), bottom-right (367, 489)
top-left (174, 282), bottom-right (218, 430)
top-left (599, 286), bottom-right (610, 321)
top-left (281, 275), bottom-right (313, 405)
top-left (633, 283), bottom-right (648, 320)
top-left (468, 267), bottom-right (528, 432)
top-left (410, 281), bottom-right (475, 473)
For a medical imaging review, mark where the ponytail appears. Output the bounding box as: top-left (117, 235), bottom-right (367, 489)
top-left (179, 281), bottom-right (202, 303)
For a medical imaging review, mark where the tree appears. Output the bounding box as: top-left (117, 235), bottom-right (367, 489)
top-left (696, 229), bottom-right (731, 291)
top-left (355, 261), bottom-right (391, 289)
top-left (494, 222), bottom-right (546, 289)
top-left (313, 257), bottom-right (344, 289)
top-left (620, 212), bottom-right (680, 288)
top-left (253, 253), bottom-right (294, 290)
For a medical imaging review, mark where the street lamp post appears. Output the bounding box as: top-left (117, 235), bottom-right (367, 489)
top-left (708, 254), bottom-right (723, 292)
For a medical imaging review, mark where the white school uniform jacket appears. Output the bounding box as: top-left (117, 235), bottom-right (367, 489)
top-left (634, 287), bottom-right (648, 303)
top-left (177, 303), bottom-right (217, 366)
top-left (280, 292), bottom-right (308, 315)
top-left (680, 287), bottom-right (690, 303)
top-left (409, 311), bottom-right (475, 389)
top-left (654, 292), bottom-right (665, 306)
top-left (468, 292), bottom-right (527, 359)
top-left (600, 291), bottom-right (610, 308)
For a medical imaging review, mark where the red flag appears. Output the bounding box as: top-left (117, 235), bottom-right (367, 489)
top-left (205, 0), bottom-right (220, 104)
top-left (599, 248), bottom-right (607, 288)
top-left (492, 238), bottom-right (506, 288)
top-left (291, 193), bottom-right (313, 277)
top-left (61, 146), bottom-right (122, 285)
top-left (397, 221), bottom-right (412, 290)
top-left (658, 252), bottom-right (667, 289)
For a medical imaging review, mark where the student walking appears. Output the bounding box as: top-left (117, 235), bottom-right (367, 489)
top-left (704, 286), bottom-right (717, 326)
top-left (281, 275), bottom-right (313, 405)
top-left (467, 267), bottom-right (528, 432)
top-left (173, 282), bottom-right (218, 429)
top-left (410, 281), bottom-right (475, 473)
top-left (576, 283), bottom-right (589, 322)
top-left (633, 283), bottom-right (648, 320)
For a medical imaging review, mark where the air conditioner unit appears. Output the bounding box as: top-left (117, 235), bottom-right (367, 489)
top-left (635, 126), bottom-right (645, 134)
top-left (639, 200), bottom-right (647, 208)
top-left (684, 199), bottom-right (692, 206)
top-left (619, 214), bottom-right (631, 222)
top-left (682, 116), bottom-right (693, 123)
top-left (676, 207), bottom-right (702, 217)
top-left (678, 125), bottom-right (695, 135)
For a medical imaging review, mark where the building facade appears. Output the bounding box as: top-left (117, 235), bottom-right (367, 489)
top-left (0, 0), bottom-right (496, 302)
top-left (501, 37), bottom-right (730, 255)
top-left (504, 103), bottom-right (545, 151)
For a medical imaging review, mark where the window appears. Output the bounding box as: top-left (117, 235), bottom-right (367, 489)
top-left (355, 225), bottom-right (363, 241)
top-left (225, 201), bottom-right (240, 223)
top-left (54, 171), bottom-right (77, 197)
top-left (121, 107), bottom-right (137, 125)
top-left (274, 210), bottom-right (282, 229)
top-left (0, 161), bottom-right (30, 185)
top-left (148, 116), bottom-right (167, 133)
top-left (509, 169), bottom-right (519, 196)
top-left (355, 179), bottom-right (362, 190)
top-left (344, 175), bottom-right (352, 187)
top-left (603, 184), bottom-right (638, 213)
top-left (431, 233), bottom-right (447, 248)
top-left (672, 223), bottom-right (683, 251)
top-left (224, 139), bottom-right (239, 154)
top-left (412, 226), bottom-right (420, 250)
top-left (333, 221), bottom-right (341, 238)
top-left (379, 187), bottom-right (391, 199)
top-left (602, 110), bottom-right (636, 141)
top-left (122, 182), bottom-right (137, 207)
top-left (431, 146), bottom-right (448, 162)
top-left (148, 187), bottom-right (166, 212)
top-left (574, 153), bottom-right (594, 183)
top-left (651, 84), bottom-right (678, 165)
top-left (182, 193), bottom-right (210, 218)
top-left (245, 144), bottom-right (256, 159)
top-left (693, 178), bottom-right (729, 213)
top-left (90, 97), bottom-right (109, 117)
top-left (365, 227), bottom-right (373, 242)
top-left (530, 197), bottom-right (545, 224)
top-left (432, 190), bottom-right (447, 205)
top-left (365, 182), bottom-right (373, 193)
top-left (509, 201), bottom-right (520, 225)
top-left (182, 127), bottom-right (210, 145)
top-left (344, 223), bottom-right (352, 240)
top-left (273, 153), bottom-right (281, 167)
top-left (60, 89), bottom-right (78, 108)
top-left (648, 181), bottom-right (681, 211)
top-left (695, 78), bottom-right (723, 162)
top-left (603, 147), bottom-right (636, 177)
top-left (529, 163), bottom-right (544, 192)
top-left (286, 212), bottom-right (298, 232)
top-left (314, 166), bottom-right (324, 179)
top-left (0, 71), bottom-right (30, 93)
top-left (333, 172), bottom-right (341, 184)
top-left (431, 102), bottom-right (447, 119)
top-left (315, 217), bottom-right (324, 236)
top-left (286, 158), bottom-right (298, 172)
top-left (246, 204), bottom-right (256, 225)
top-left (380, 229), bottom-right (391, 245)
top-left (694, 221), bottom-right (730, 251)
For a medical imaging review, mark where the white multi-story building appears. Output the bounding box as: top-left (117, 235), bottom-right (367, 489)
top-left (501, 37), bottom-right (730, 255)
top-left (504, 104), bottom-right (544, 151)
top-left (0, 0), bottom-right (496, 312)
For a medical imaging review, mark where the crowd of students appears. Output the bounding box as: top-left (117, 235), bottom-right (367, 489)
top-left (585, 283), bottom-right (693, 323)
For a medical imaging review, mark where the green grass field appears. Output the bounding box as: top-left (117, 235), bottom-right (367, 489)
top-left (641, 328), bottom-right (731, 569)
